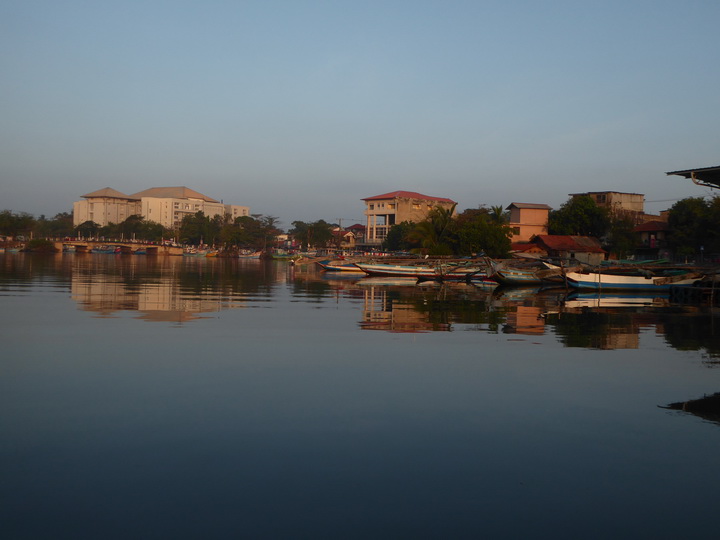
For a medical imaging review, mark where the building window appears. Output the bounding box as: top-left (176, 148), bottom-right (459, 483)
top-left (369, 204), bottom-right (374, 210)
top-left (413, 204), bottom-right (421, 210)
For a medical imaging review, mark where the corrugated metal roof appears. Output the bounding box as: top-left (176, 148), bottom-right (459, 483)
top-left (633, 220), bottom-right (670, 232)
top-left (667, 165), bottom-right (720, 188)
top-left (362, 191), bottom-right (456, 204)
top-left (535, 235), bottom-right (605, 253)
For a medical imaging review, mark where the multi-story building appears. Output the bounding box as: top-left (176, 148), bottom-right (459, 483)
top-left (570, 191), bottom-right (645, 218)
top-left (507, 202), bottom-right (551, 242)
top-left (362, 191), bottom-right (456, 245)
top-left (73, 186), bottom-right (249, 229)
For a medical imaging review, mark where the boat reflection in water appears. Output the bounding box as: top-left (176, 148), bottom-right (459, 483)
top-left (661, 392), bottom-right (720, 425)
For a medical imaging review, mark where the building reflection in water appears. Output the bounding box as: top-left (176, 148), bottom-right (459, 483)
top-left (65, 255), bottom-right (285, 323)
top-left (359, 280), bottom-right (452, 332)
top-left (72, 271), bottom-right (230, 322)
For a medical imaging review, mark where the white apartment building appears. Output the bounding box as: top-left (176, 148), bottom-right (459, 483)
top-left (73, 186), bottom-right (250, 229)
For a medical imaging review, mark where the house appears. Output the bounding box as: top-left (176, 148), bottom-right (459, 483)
top-left (532, 235), bottom-right (606, 265)
top-left (73, 186), bottom-right (249, 229)
top-left (346, 224), bottom-right (366, 243)
top-left (331, 229), bottom-right (356, 250)
top-left (361, 191), bottom-right (456, 246)
top-left (634, 220), bottom-right (671, 260)
top-left (506, 203), bottom-right (551, 242)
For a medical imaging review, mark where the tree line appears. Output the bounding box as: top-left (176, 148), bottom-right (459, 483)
top-left (0, 210), bottom-right (281, 251)
top-left (3, 194), bottom-right (720, 258)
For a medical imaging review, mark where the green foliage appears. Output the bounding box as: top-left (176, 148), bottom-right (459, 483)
top-left (548, 196), bottom-right (610, 238)
top-left (179, 211), bottom-right (219, 245)
top-left (454, 207), bottom-right (511, 258)
top-left (76, 220), bottom-right (100, 237)
top-left (605, 215), bottom-right (639, 259)
top-left (0, 210), bottom-right (35, 237)
top-left (667, 196), bottom-right (720, 256)
top-left (219, 215), bottom-right (281, 250)
top-left (383, 221), bottom-right (419, 251)
top-left (25, 239), bottom-right (58, 252)
top-left (407, 204), bottom-right (457, 256)
top-left (290, 220), bottom-right (333, 250)
top-left (34, 212), bottom-right (74, 238)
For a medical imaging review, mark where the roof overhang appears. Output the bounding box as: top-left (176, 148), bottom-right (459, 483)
top-left (666, 165), bottom-right (720, 189)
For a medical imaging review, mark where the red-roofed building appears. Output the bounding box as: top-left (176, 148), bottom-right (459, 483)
top-left (533, 235), bottom-right (606, 265)
top-left (361, 191), bottom-right (456, 246)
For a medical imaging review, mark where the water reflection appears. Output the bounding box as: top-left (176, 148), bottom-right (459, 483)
top-left (662, 392), bottom-right (720, 424)
top-left (3, 253), bottom-right (720, 356)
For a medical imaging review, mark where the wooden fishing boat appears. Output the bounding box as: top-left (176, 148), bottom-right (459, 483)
top-left (486, 259), bottom-right (566, 286)
top-left (92, 245), bottom-right (121, 254)
top-left (563, 268), bottom-right (704, 291)
top-left (316, 259), bottom-right (366, 272)
top-left (354, 261), bottom-right (488, 281)
top-left (237, 250), bottom-right (262, 259)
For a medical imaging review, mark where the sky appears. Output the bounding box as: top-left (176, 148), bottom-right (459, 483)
top-left (1, 0), bottom-right (719, 229)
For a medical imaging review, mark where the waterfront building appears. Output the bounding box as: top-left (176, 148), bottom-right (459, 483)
top-left (569, 191), bottom-right (645, 218)
top-left (361, 191), bottom-right (456, 246)
top-left (506, 202), bottom-right (551, 243)
top-left (73, 186), bottom-right (250, 229)
top-left (532, 234), bottom-right (606, 265)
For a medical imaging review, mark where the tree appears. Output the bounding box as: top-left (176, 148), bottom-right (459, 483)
top-left (667, 197), bottom-right (710, 258)
top-left (605, 215), bottom-right (638, 259)
top-left (76, 220), bottom-right (100, 238)
top-left (179, 211), bottom-right (219, 245)
top-left (383, 221), bottom-right (419, 252)
top-left (290, 220), bottom-right (333, 250)
top-left (548, 196), bottom-right (610, 238)
top-left (454, 207), bottom-right (511, 258)
top-left (407, 204), bottom-right (457, 256)
top-left (0, 210), bottom-right (35, 238)
top-left (34, 212), bottom-right (74, 238)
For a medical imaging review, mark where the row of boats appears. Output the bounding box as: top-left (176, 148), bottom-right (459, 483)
top-left (315, 257), bottom-right (712, 292)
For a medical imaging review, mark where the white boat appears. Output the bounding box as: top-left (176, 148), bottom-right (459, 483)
top-left (563, 269), bottom-right (703, 291)
top-left (354, 262), bottom-right (488, 281)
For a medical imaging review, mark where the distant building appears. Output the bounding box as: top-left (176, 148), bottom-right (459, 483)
top-left (634, 220), bottom-right (671, 260)
top-left (570, 191), bottom-right (645, 220)
top-left (361, 191), bottom-right (456, 246)
top-left (73, 186), bottom-right (250, 229)
top-left (506, 203), bottom-right (551, 242)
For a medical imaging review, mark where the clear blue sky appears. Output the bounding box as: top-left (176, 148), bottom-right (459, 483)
top-left (1, 0), bottom-right (718, 228)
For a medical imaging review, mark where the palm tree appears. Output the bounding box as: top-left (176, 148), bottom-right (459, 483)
top-left (408, 204), bottom-right (457, 255)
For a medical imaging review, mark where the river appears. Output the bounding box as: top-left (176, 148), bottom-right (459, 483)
top-left (2, 253), bottom-right (720, 538)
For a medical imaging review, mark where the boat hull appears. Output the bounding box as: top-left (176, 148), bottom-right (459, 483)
top-left (564, 271), bottom-right (702, 291)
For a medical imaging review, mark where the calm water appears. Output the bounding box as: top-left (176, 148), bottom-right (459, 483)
top-left (2, 253), bottom-right (720, 539)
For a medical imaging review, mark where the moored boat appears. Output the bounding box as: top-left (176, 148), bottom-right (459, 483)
top-left (316, 259), bottom-right (366, 272)
top-left (563, 268), bottom-right (704, 291)
top-left (354, 261), bottom-right (487, 281)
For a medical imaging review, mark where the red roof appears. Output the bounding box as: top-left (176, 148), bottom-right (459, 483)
top-left (633, 220), bottom-right (669, 232)
top-left (362, 191), bottom-right (456, 204)
top-left (510, 242), bottom-right (545, 252)
top-left (534, 235), bottom-right (605, 253)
